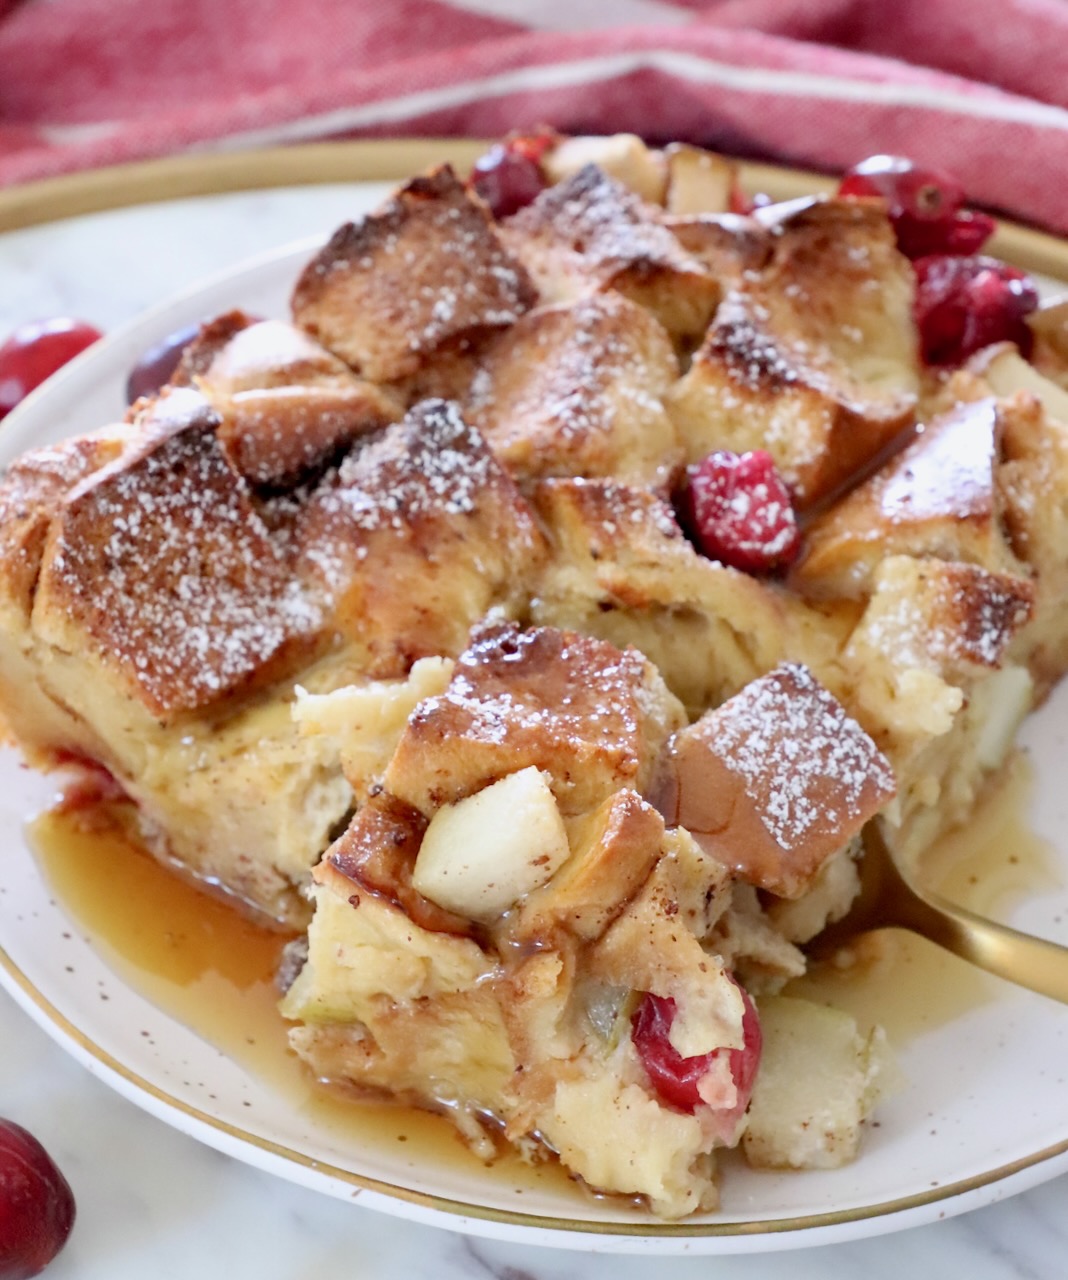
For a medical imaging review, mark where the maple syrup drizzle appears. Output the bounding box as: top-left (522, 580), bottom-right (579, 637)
top-left (27, 753), bottom-right (1055, 1192)
top-left (29, 803), bottom-right (568, 1197)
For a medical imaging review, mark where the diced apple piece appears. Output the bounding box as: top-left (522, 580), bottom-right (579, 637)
top-left (663, 144), bottom-right (735, 215)
top-left (972, 664), bottom-right (1034, 771)
top-left (543, 133), bottom-right (667, 204)
top-left (412, 767), bottom-right (570, 922)
top-left (742, 996), bottom-right (887, 1170)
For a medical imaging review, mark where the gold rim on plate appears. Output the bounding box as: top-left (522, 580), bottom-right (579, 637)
top-left (2, 137), bottom-right (1068, 1242)
top-left (1, 138), bottom-right (1067, 285)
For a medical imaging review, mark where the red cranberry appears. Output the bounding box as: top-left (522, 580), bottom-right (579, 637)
top-left (913, 254), bottom-right (1039, 366)
top-left (839, 155), bottom-right (995, 259)
top-left (0, 1119), bottom-right (76, 1278)
top-left (631, 989), bottom-right (762, 1117)
top-left (0, 319), bottom-right (102, 420)
top-left (682, 449), bottom-right (801, 575)
top-left (125, 322), bottom-right (201, 404)
top-left (469, 132), bottom-right (555, 219)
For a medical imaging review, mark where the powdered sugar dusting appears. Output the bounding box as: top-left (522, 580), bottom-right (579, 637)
top-left (509, 163), bottom-right (704, 279)
top-left (46, 404), bottom-right (322, 714)
top-left (706, 663), bottom-right (895, 850)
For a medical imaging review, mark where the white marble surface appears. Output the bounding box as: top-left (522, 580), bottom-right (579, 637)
top-left (1, 181), bottom-right (1067, 1279)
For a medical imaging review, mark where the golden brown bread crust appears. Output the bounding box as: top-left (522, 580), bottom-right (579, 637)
top-left (793, 398), bottom-right (1026, 599)
top-left (174, 311), bottom-right (404, 487)
top-left (291, 166), bottom-right (537, 382)
top-left (384, 618), bottom-right (686, 816)
top-left (664, 212), bottom-right (772, 284)
top-left (295, 399), bottom-right (547, 676)
top-left (464, 293), bottom-right (682, 488)
top-left (513, 789), bottom-right (666, 944)
top-left (0, 426), bottom-right (134, 631)
top-left (662, 663), bottom-right (896, 898)
top-left (327, 792), bottom-right (477, 938)
top-left (502, 164), bottom-right (721, 343)
top-left (32, 388), bottom-right (325, 719)
top-left (667, 197), bottom-right (920, 508)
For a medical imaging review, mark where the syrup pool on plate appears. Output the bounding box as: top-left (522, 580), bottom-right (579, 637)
top-left (789, 753), bottom-right (1057, 1040)
top-left (28, 802), bottom-right (578, 1200)
top-left (26, 753), bottom-right (1056, 1207)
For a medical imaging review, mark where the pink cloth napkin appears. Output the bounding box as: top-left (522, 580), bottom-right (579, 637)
top-left (2, 0), bottom-right (1067, 232)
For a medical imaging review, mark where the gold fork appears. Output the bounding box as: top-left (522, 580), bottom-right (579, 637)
top-left (809, 822), bottom-right (1068, 1005)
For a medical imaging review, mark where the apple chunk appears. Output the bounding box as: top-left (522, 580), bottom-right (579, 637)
top-left (412, 767), bottom-right (571, 922)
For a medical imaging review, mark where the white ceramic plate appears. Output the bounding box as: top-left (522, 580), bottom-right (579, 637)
top-left (3, 219), bottom-right (1068, 1255)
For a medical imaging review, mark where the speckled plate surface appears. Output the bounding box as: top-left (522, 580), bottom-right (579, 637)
top-left (3, 155), bottom-right (1068, 1253)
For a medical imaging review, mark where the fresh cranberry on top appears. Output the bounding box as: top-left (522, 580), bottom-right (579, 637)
top-left (839, 155), bottom-right (995, 259)
top-left (0, 318), bottom-right (102, 420)
top-left (913, 254), bottom-right (1039, 366)
top-left (469, 130), bottom-right (556, 219)
top-left (681, 449), bottom-right (801, 575)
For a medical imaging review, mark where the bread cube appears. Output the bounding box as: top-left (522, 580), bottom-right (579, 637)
top-left (662, 663), bottom-right (896, 898)
top-left (292, 165), bottom-right (536, 381)
top-left (385, 619), bottom-right (685, 816)
top-left (794, 397), bottom-right (1026, 598)
top-left (502, 164), bottom-right (720, 343)
top-left (465, 293), bottom-right (682, 487)
top-left (667, 198), bottom-right (919, 507)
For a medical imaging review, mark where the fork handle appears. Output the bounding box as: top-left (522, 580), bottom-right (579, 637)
top-left (898, 881), bottom-right (1068, 1005)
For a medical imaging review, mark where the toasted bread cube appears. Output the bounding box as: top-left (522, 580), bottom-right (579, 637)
top-left (0, 425), bottom-right (134, 632)
top-left (663, 143), bottom-right (736, 215)
top-left (32, 388), bottom-right (323, 720)
top-left (543, 133), bottom-right (667, 204)
top-left (384, 620), bottom-right (686, 816)
top-left (663, 664), bottom-right (896, 898)
top-left (794, 398), bottom-right (1025, 598)
top-left (514, 789), bottom-right (665, 943)
top-left (742, 996), bottom-right (887, 1170)
top-left (174, 312), bottom-right (402, 487)
top-left (846, 556), bottom-right (1034, 683)
top-left (667, 198), bottom-right (919, 507)
top-left (296, 400), bottom-right (546, 674)
top-left (665, 212), bottom-right (771, 286)
top-left (291, 166), bottom-right (536, 381)
top-left (465, 293), bottom-right (681, 487)
top-left (502, 165), bottom-right (720, 343)
top-left (530, 477), bottom-right (839, 715)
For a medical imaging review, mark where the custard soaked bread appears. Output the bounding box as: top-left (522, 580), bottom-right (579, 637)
top-left (0, 131), bottom-right (1062, 1214)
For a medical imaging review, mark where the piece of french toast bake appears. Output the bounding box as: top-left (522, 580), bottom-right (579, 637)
top-left (2, 131), bottom-right (1065, 1217)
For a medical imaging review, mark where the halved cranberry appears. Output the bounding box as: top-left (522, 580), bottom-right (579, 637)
top-left (681, 449), bottom-right (801, 575)
top-left (913, 254), bottom-right (1039, 366)
top-left (631, 989), bottom-right (762, 1117)
top-left (839, 155), bottom-right (995, 259)
top-left (469, 131), bottom-right (555, 219)
top-left (0, 318), bottom-right (102, 420)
